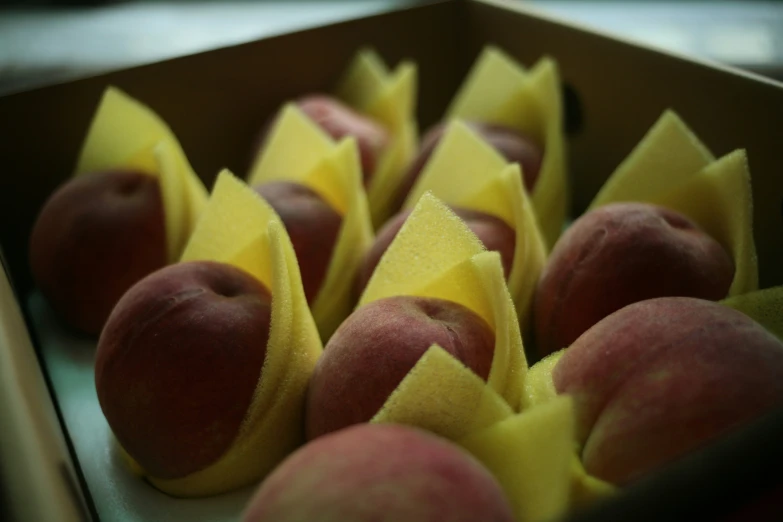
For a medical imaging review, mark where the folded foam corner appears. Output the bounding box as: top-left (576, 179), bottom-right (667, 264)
top-left (335, 48), bottom-right (419, 226)
top-left (459, 395), bottom-right (577, 522)
top-left (75, 86), bottom-right (207, 263)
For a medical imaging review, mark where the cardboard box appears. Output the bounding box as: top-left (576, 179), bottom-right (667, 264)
top-left (1, 0), bottom-right (782, 520)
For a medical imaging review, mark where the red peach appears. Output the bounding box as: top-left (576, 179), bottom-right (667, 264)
top-left (242, 423), bottom-right (515, 522)
top-left (254, 181), bottom-right (342, 304)
top-left (95, 260), bottom-right (272, 479)
top-left (534, 202), bottom-right (734, 358)
top-left (29, 169), bottom-right (167, 335)
top-left (305, 295), bottom-right (495, 440)
top-left (554, 297), bottom-right (783, 485)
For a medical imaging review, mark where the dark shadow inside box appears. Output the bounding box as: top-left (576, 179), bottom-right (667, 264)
top-left (562, 404), bottom-right (783, 522)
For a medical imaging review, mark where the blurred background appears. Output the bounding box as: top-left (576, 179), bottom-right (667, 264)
top-left (1, 1), bottom-right (782, 95)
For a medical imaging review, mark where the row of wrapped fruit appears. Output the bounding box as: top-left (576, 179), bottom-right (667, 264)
top-left (28, 47), bottom-right (783, 521)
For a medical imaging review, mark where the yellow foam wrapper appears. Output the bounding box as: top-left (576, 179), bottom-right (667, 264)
top-left (372, 345), bottom-right (514, 440)
top-left (402, 121), bottom-right (548, 334)
top-left (588, 110), bottom-right (758, 297)
top-left (522, 349), bottom-right (565, 409)
top-left (362, 192), bottom-right (527, 416)
top-left (75, 86), bottom-right (208, 262)
top-left (521, 354), bottom-right (618, 511)
top-left (445, 47), bottom-right (568, 248)
top-left (722, 286), bottom-right (783, 341)
top-left (458, 396), bottom-right (577, 522)
top-left (119, 171), bottom-right (322, 497)
top-left (335, 48), bottom-right (419, 227)
top-left (568, 455), bottom-right (617, 511)
top-left (248, 104), bottom-right (374, 340)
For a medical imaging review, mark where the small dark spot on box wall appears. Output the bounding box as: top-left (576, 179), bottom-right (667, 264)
top-left (562, 82), bottom-right (583, 136)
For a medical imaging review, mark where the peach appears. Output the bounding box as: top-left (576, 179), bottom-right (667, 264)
top-left (393, 121), bottom-right (543, 211)
top-left (29, 169), bottom-right (167, 335)
top-left (356, 206), bottom-right (515, 295)
top-left (296, 95), bottom-right (389, 185)
top-left (305, 295), bottom-right (495, 440)
top-left (95, 260), bottom-right (272, 480)
top-left (242, 423), bottom-right (514, 522)
top-left (553, 297), bottom-right (783, 485)
top-left (534, 202), bottom-right (734, 358)
top-left (254, 181), bottom-right (342, 304)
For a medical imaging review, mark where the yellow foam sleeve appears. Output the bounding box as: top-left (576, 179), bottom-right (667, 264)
top-left (74, 86), bottom-right (208, 262)
top-left (458, 396), bottom-right (576, 522)
top-left (649, 150), bottom-right (757, 296)
top-left (360, 192), bottom-right (528, 412)
top-left (568, 455), bottom-right (617, 510)
top-left (371, 345), bottom-right (513, 440)
top-left (588, 111), bottom-right (758, 297)
top-left (118, 171), bottom-right (322, 497)
top-left (402, 121), bottom-right (507, 213)
top-left (589, 110), bottom-right (714, 208)
top-left (722, 286), bottom-right (783, 341)
top-left (247, 104), bottom-right (374, 340)
top-left (247, 104), bottom-right (333, 191)
top-left (116, 444), bottom-right (144, 477)
top-left (334, 48), bottom-right (388, 113)
top-left (522, 353), bottom-right (617, 510)
top-left (522, 349), bottom-right (565, 409)
top-left (402, 121), bottom-right (548, 335)
top-left (445, 47), bottom-right (568, 248)
top-left (335, 48), bottom-right (419, 227)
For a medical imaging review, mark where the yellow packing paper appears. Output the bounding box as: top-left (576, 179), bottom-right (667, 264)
top-left (122, 171), bottom-right (322, 497)
top-left (459, 396), bottom-right (577, 522)
top-left (335, 48), bottom-right (419, 227)
top-left (75, 86), bottom-right (208, 262)
top-left (588, 110), bottom-right (758, 297)
top-left (248, 104), bottom-right (374, 340)
top-left (444, 47), bottom-right (568, 248)
top-left (362, 192), bottom-right (528, 417)
top-left (401, 121), bottom-right (548, 335)
top-left (722, 286), bottom-right (783, 341)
